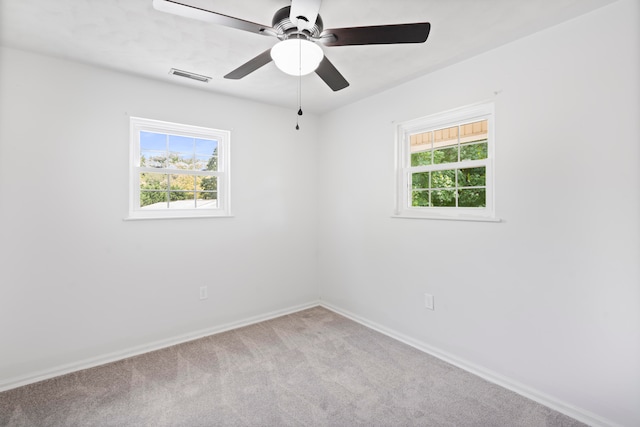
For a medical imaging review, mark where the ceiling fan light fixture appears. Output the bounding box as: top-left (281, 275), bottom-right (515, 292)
top-left (271, 39), bottom-right (323, 76)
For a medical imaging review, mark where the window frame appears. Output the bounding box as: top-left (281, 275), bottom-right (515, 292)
top-left (128, 117), bottom-right (231, 220)
top-left (394, 102), bottom-right (498, 222)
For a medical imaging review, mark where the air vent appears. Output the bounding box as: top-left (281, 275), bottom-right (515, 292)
top-left (169, 68), bottom-right (211, 83)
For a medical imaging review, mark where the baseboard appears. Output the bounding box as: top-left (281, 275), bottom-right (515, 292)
top-left (319, 301), bottom-right (620, 427)
top-left (0, 300), bottom-right (320, 393)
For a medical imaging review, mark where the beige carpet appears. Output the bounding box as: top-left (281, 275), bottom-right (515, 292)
top-left (0, 306), bottom-right (585, 426)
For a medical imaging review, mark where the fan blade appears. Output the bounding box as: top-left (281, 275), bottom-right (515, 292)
top-left (320, 23), bottom-right (430, 46)
top-left (224, 49), bottom-right (273, 80)
top-left (315, 56), bottom-right (349, 91)
top-left (290, 0), bottom-right (322, 31)
top-left (153, 0), bottom-right (275, 36)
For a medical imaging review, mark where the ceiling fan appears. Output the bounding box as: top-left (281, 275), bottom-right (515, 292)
top-left (153, 0), bottom-right (431, 92)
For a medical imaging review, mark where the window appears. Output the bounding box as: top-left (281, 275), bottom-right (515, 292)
top-left (128, 117), bottom-right (231, 219)
top-left (394, 102), bottom-right (497, 221)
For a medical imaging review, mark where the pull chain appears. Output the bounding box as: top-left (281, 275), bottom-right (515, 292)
top-left (296, 73), bottom-right (302, 130)
top-left (296, 38), bottom-right (303, 130)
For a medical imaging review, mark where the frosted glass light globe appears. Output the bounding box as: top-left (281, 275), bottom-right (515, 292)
top-left (271, 39), bottom-right (323, 76)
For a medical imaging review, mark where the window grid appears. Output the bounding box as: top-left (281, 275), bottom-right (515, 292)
top-left (395, 102), bottom-right (495, 220)
top-left (408, 120), bottom-right (488, 209)
top-left (129, 117), bottom-right (230, 219)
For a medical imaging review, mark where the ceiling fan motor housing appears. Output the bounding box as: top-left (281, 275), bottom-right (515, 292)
top-left (272, 6), bottom-right (323, 39)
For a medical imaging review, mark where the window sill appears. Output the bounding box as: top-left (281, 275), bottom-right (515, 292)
top-left (124, 213), bottom-right (234, 221)
top-left (391, 214), bottom-right (501, 223)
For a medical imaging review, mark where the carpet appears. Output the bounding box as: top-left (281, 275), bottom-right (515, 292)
top-left (0, 306), bottom-right (585, 426)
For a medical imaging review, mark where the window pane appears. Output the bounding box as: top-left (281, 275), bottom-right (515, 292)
top-left (433, 125), bottom-right (458, 150)
top-left (140, 172), bottom-right (168, 190)
top-left (459, 120), bottom-right (488, 144)
top-left (140, 173), bottom-right (169, 208)
top-left (140, 191), bottom-right (167, 208)
top-left (166, 135), bottom-right (194, 170)
top-left (411, 151), bottom-right (432, 166)
top-left (194, 156), bottom-right (206, 171)
top-left (196, 192), bottom-right (217, 208)
top-left (460, 142), bottom-right (488, 161)
top-left (411, 172), bottom-right (429, 189)
top-left (140, 151), bottom-right (166, 168)
top-left (458, 188), bottom-right (486, 207)
top-left (199, 176), bottom-right (217, 193)
top-left (433, 147), bottom-right (458, 164)
top-left (197, 155), bottom-right (218, 172)
top-left (140, 132), bottom-right (166, 151)
top-left (195, 139), bottom-right (218, 155)
top-left (430, 169), bottom-right (456, 189)
top-left (168, 152), bottom-right (193, 170)
top-left (431, 190), bottom-right (456, 207)
top-left (458, 167), bottom-right (486, 187)
top-left (170, 174), bottom-right (196, 191)
top-left (198, 141), bottom-right (219, 172)
top-left (410, 131), bottom-right (432, 153)
top-left (168, 135), bottom-right (194, 153)
top-left (411, 190), bottom-right (430, 207)
top-left (169, 191), bottom-right (194, 208)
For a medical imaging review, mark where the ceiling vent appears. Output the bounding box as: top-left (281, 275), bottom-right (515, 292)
top-left (169, 68), bottom-right (211, 83)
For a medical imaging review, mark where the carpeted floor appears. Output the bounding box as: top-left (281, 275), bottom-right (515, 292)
top-left (0, 306), bottom-right (585, 426)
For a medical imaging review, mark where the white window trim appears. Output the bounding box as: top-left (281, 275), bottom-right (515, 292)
top-left (127, 117), bottom-right (231, 220)
top-left (393, 102), bottom-right (500, 222)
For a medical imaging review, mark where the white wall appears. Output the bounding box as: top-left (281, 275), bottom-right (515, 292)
top-left (0, 47), bottom-right (319, 384)
top-left (317, 1), bottom-right (639, 426)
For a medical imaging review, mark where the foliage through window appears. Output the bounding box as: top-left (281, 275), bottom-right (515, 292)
top-left (129, 117), bottom-right (230, 219)
top-left (395, 103), bottom-right (496, 221)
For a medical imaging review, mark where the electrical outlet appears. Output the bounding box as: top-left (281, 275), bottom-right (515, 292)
top-left (424, 293), bottom-right (434, 310)
top-left (199, 286), bottom-right (208, 300)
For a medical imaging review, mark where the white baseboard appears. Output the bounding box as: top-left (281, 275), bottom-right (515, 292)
top-left (319, 301), bottom-right (619, 427)
top-left (0, 300), bottom-right (320, 393)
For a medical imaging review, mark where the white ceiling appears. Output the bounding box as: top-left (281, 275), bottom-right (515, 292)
top-left (0, 0), bottom-right (617, 114)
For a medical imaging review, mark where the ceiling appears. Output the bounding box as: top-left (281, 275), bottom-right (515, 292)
top-left (0, 0), bottom-right (617, 114)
